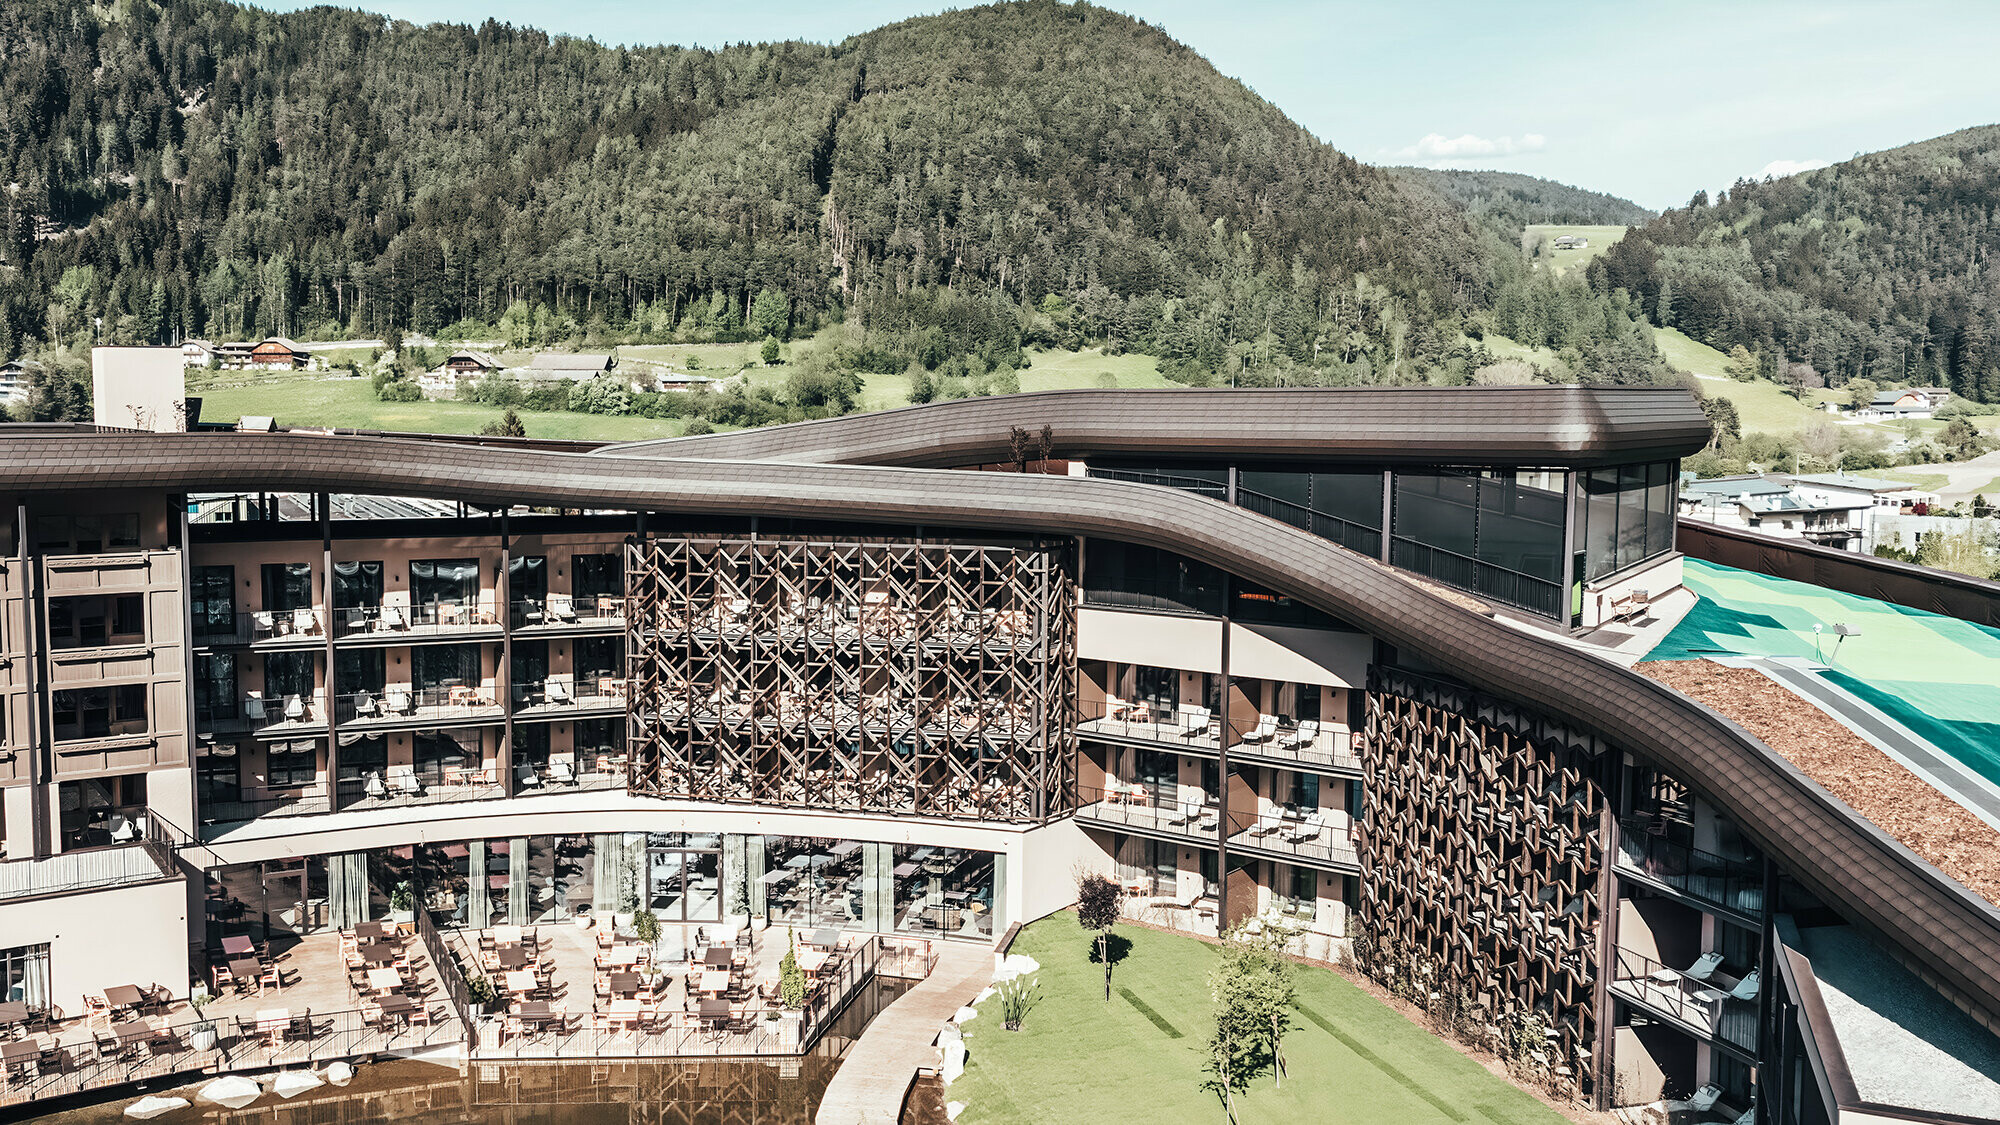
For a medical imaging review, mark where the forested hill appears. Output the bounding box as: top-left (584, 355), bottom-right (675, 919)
top-left (1592, 124), bottom-right (2000, 402)
top-left (1387, 167), bottom-right (1653, 236)
top-left (0, 0), bottom-right (1515, 384)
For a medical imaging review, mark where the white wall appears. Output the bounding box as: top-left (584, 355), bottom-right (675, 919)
top-left (91, 347), bottom-right (186, 432)
top-left (0, 879), bottom-right (191, 1016)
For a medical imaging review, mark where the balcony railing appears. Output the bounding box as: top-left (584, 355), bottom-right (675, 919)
top-left (0, 830), bottom-right (179, 904)
top-left (512, 676), bottom-right (628, 714)
top-left (1616, 817), bottom-right (1766, 919)
top-left (334, 766), bottom-right (508, 810)
top-left (1607, 946), bottom-right (1759, 1053)
top-left (1075, 699), bottom-right (1361, 772)
top-left (1225, 807), bottom-right (1361, 868)
top-left (1074, 783), bottom-right (1221, 838)
top-left (510, 593), bottom-right (626, 629)
top-left (332, 600), bottom-right (502, 639)
top-left (334, 685), bottom-right (503, 725)
top-left (201, 692), bottom-right (326, 734)
top-left (1388, 536), bottom-right (1563, 619)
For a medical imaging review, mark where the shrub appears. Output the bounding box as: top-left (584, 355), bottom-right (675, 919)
top-left (779, 931), bottom-right (807, 1010)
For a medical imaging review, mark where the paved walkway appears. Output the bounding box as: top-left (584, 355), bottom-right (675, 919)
top-left (815, 941), bottom-right (993, 1125)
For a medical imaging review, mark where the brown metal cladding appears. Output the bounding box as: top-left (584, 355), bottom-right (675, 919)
top-left (595, 386), bottom-right (1714, 468)
top-left (3, 423), bottom-right (1996, 1033)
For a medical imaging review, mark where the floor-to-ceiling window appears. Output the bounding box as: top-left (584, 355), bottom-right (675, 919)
top-left (647, 832), bottom-right (723, 922)
top-left (892, 845), bottom-right (996, 938)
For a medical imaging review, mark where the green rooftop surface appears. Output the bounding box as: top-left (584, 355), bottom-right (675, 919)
top-left (1647, 559), bottom-right (2000, 787)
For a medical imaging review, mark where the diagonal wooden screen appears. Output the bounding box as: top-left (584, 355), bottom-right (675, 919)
top-left (625, 534), bottom-right (1077, 825)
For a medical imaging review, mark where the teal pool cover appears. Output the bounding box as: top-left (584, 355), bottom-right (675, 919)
top-left (1648, 559), bottom-right (2000, 788)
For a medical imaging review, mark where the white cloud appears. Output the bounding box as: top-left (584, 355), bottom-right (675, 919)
top-left (1396, 132), bottom-right (1547, 162)
top-left (1754, 158), bottom-right (1832, 179)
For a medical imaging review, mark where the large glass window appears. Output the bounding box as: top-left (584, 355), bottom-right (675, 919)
top-left (1579, 461), bottom-right (1677, 580)
top-left (1474, 470), bottom-right (1565, 583)
top-left (191, 565), bottom-right (236, 638)
top-left (575, 637), bottom-right (623, 684)
top-left (335, 648), bottom-right (385, 695)
top-left (412, 644), bottom-right (480, 695)
top-left (267, 739), bottom-right (317, 789)
top-left (332, 560), bottom-right (382, 609)
top-left (648, 832), bottom-right (723, 922)
top-left (51, 684), bottom-right (147, 741)
top-left (893, 845), bottom-right (996, 938)
top-left (197, 744), bottom-right (241, 806)
top-left (336, 733), bottom-right (388, 784)
top-left (573, 553), bottom-right (622, 600)
top-left (512, 640), bottom-right (549, 693)
top-left (48, 594), bottom-right (144, 648)
top-left (195, 653), bottom-right (236, 720)
top-left (261, 562), bottom-right (314, 612)
top-left (1083, 541), bottom-right (1226, 616)
top-left (508, 556), bottom-right (548, 604)
top-left (2, 944), bottom-right (52, 1011)
top-left (1237, 469), bottom-right (1384, 554)
top-left (263, 651), bottom-right (314, 702)
top-left (411, 558), bottom-right (480, 608)
top-left (57, 774), bottom-right (147, 850)
top-left (414, 731), bottom-right (475, 785)
top-left (1392, 468), bottom-right (1569, 616)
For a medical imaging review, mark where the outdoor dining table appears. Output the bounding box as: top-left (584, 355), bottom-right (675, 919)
top-left (697, 997), bottom-right (730, 1028)
top-left (375, 993), bottom-right (417, 1021)
top-left (1, 1038), bottom-right (39, 1072)
top-left (357, 941), bottom-right (398, 965)
top-left (697, 970), bottom-right (731, 995)
top-left (220, 935), bottom-right (256, 957)
top-left (808, 927), bottom-right (840, 951)
top-left (703, 946), bottom-right (733, 968)
top-left (354, 921), bottom-right (391, 942)
top-left (504, 970), bottom-right (540, 996)
top-left (607, 972), bottom-right (641, 997)
top-left (795, 949), bottom-right (829, 975)
top-left (602, 946), bottom-right (642, 969)
top-left (494, 946), bottom-right (529, 970)
top-left (107, 1019), bottom-right (154, 1056)
top-left (0, 1001), bottom-right (30, 1028)
top-left (365, 968), bottom-right (404, 994)
top-left (605, 999), bottom-right (644, 1034)
top-left (103, 985), bottom-right (146, 1016)
top-left (227, 957), bottom-right (263, 985)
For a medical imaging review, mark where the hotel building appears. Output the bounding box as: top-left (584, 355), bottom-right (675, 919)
top-left (2, 384), bottom-right (1996, 1123)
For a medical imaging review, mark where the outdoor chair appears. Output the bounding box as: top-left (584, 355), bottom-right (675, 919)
top-left (387, 689), bottom-right (413, 714)
top-left (549, 594), bottom-right (577, 622)
top-left (549, 760), bottom-right (577, 785)
top-left (283, 694), bottom-right (306, 721)
top-left (547, 679), bottom-right (573, 704)
top-left (354, 693), bottom-right (379, 717)
top-left (1279, 720), bottom-right (1319, 750)
top-left (1240, 714), bottom-right (1278, 743)
top-left (382, 606), bottom-right (407, 631)
top-left (1682, 951), bottom-right (1724, 982)
top-left (1727, 970), bottom-right (1759, 1002)
top-left (1687, 1084), bottom-right (1722, 1113)
top-left (387, 768), bottom-right (424, 798)
top-left (253, 611), bottom-right (277, 638)
top-left (1177, 705), bottom-right (1211, 739)
top-left (245, 692), bottom-right (267, 722)
top-left (1249, 815), bottom-right (1285, 838)
top-left (292, 608), bottom-right (317, 635)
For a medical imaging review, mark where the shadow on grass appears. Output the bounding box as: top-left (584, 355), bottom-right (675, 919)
top-left (1088, 932), bottom-right (1133, 967)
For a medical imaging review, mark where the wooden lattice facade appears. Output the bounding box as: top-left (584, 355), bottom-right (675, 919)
top-left (624, 534), bottom-right (1077, 824)
top-left (1358, 666), bottom-right (1612, 1096)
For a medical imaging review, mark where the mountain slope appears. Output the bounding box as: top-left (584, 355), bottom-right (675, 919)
top-left (0, 0), bottom-right (1494, 384)
top-left (1591, 124), bottom-right (2000, 402)
top-left (1386, 167), bottom-right (1652, 239)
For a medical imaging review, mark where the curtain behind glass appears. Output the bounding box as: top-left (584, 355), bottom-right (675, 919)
top-left (332, 561), bottom-right (383, 609)
top-left (411, 559), bottom-right (479, 606)
top-left (574, 553), bottom-right (622, 600)
top-left (328, 853), bottom-right (369, 928)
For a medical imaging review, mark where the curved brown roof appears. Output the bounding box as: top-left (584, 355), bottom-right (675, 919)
top-left (3, 424), bottom-right (1994, 1035)
top-left (597, 386), bottom-right (1713, 468)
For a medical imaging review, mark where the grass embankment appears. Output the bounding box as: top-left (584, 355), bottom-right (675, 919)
top-left (951, 913), bottom-right (1566, 1125)
top-left (190, 345), bottom-right (1172, 440)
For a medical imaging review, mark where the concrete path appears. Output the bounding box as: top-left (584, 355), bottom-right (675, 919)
top-left (815, 941), bottom-right (993, 1125)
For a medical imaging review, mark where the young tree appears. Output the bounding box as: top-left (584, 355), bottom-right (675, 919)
top-left (749, 287), bottom-right (790, 340)
top-left (1075, 872), bottom-right (1124, 1000)
top-left (1199, 926), bottom-right (1297, 1118)
top-left (1783, 361), bottom-right (1824, 402)
top-left (1845, 377), bottom-right (1879, 411)
top-left (1699, 395), bottom-right (1740, 449)
top-left (478, 408), bottom-right (527, 438)
top-left (1724, 345), bottom-right (1757, 383)
top-left (761, 335), bottom-right (781, 365)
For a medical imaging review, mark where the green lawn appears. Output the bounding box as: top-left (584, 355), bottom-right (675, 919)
top-left (952, 914), bottom-right (1564, 1125)
top-left (1524, 224), bottom-right (1629, 278)
top-left (193, 377), bottom-right (692, 441)
top-left (1876, 468), bottom-right (1950, 492)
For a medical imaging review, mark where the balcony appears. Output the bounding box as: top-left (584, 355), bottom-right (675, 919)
top-left (0, 815), bottom-right (182, 903)
top-left (510, 593), bottom-right (626, 633)
top-left (200, 692), bottom-right (328, 736)
top-left (1073, 783), bottom-right (1222, 842)
top-left (512, 676), bottom-right (627, 721)
top-left (199, 758), bottom-right (629, 828)
top-left (1076, 699), bottom-right (1362, 774)
top-left (1225, 808), bottom-right (1361, 870)
top-left (1607, 947), bottom-right (1759, 1054)
top-left (647, 596), bottom-right (1047, 660)
top-left (331, 601), bottom-right (504, 644)
top-left (333, 686), bottom-right (505, 731)
top-left (1615, 817), bottom-right (1766, 921)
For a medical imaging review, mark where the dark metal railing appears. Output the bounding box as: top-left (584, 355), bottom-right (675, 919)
top-left (417, 906), bottom-right (478, 1048)
top-left (1616, 817), bottom-right (1766, 919)
top-left (1607, 946), bottom-right (1758, 1052)
top-left (1389, 536), bottom-right (1563, 618)
top-left (0, 818), bottom-right (181, 904)
top-left (1235, 486), bottom-right (1384, 558)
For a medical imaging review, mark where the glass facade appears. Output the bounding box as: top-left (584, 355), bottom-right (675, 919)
top-left (1087, 458), bottom-right (1679, 621)
top-left (1579, 462), bottom-right (1676, 580)
top-left (205, 832), bottom-right (1002, 945)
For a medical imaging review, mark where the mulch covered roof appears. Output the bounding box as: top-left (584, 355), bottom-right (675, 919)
top-left (1639, 659), bottom-right (2000, 907)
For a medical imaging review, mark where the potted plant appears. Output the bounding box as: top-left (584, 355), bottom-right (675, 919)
top-left (465, 974), bottom-right (498, 1017)
top-left (389, 881), bottom-right (417, 928)
top-left (632, 907), bottom-right (660, 953)
top-left (187, 986), bottom-right (219, 1052)
top-left (614, 863), bottom-right (640, 932)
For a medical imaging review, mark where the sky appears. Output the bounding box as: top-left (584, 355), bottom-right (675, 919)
top-left (254, 0), bottom-right (2000, 211)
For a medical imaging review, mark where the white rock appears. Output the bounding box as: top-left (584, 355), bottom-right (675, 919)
top-left (274, 1071), bottom-right (323, 1099)
top-left (124, 1095), bottom-right (189, 1119)
top-left (323, 1061), bottom-right (355, 1087)
top-left (197, 1076), bottom-right (261, 1110)
top-left (947, 1101), bottom-right (967, 1120)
